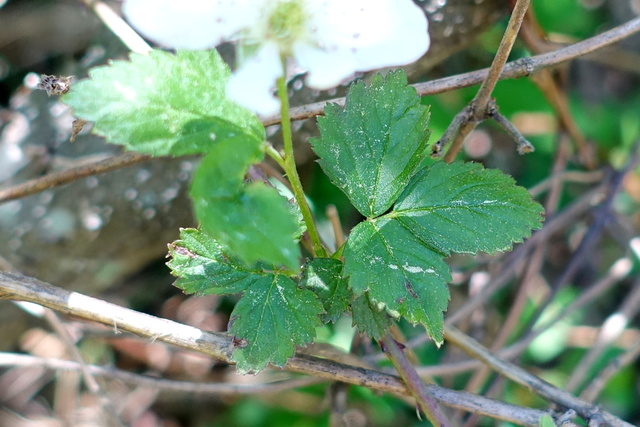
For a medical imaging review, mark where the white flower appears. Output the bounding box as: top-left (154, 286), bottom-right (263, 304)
top-left (123, 0), bottom-right (430, 116)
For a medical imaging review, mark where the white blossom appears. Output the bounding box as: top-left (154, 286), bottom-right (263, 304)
top-left (123, 0), bottom-right (430, 116)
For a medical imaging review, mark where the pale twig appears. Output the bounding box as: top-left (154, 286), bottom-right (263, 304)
top-left (326, 205), bottom-right (345, 249)
top-left (0, 353), bottom-right (324, 395)
top-left (0, 152), bottom-right (149, 203)
top-left (0, 272), bottom-right (551, 426)
top-left (42, 309), bottom-right (125, 427)
top-left (79, 0), bottom-right (151, 54)
top-left (528, 170), bottom-right (604, 197)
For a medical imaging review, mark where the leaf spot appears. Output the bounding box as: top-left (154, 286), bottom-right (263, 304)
top-left (404, 280), bottom-right (419, 299)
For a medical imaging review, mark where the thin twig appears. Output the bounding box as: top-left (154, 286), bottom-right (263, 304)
top-left (326, 205), bottom-right (345, 249)
top-left (581, 338), bottom-right (640, 403)
top-left (0, 152), bottom-right (149, 203)
top-left (444, 326), bottom-right (634, 427)
top-left (488, 101), bottom-right (535, 154)
top-left (0, 353), bottom-right (324, 395)
top-left (441, 0), bottom-right (531, 162)
top-left (42, 309), bottom-right (125, 427)
top-left (79, 0), bottom-right (151, 54)
top-left (0, 272), bottom-right (551, 426)
top-left (565, 277), bottom-right (640, 394)
top-left (528, 170), bottom-right (604, 197)
top-left (268, 16), bottom-right (640, 126)
top-left (381, 334), bottom-right (450, 427)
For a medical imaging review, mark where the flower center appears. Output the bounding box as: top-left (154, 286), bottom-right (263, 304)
top-left (265, 0), bottom-right (308, 54)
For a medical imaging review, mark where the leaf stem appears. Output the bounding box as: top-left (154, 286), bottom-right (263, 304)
top-left (263, 141), bottom-right (286, 170)
top-left (276, 62), bottom-right (327, 258)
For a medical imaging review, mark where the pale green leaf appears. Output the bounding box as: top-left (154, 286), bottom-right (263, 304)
top-left (63, 50), bottom-right (264, 156)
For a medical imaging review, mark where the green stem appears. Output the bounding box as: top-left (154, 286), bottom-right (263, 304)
top-left (276, 65), bottom-right (327, 258)
top-left (263, 141), bottom-right (286, 170)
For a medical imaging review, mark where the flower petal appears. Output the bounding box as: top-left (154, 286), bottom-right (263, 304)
top-left (348, 0), bottom-right (430, 69)
top-left (298, 0), bottom-right (429, 86)
top-left (123, 0), bottom-right (257, 50)
top-left (293, 43), bottom-right (356, 90)
top-left (227, 42), bottom-right (283, 116)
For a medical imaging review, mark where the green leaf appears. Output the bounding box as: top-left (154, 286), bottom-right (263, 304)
top-left (538, 414), bottom-right (556, 427)
top-left (344, 218), bottom-right (451, 343)
top-left (230, 274), bottom-right (323, 374)
top-left (190, 138), bottom-right (302, 270)
top-left (300, 258), bottom-right (351, 323)
top-left (63, 50), bottom-right (264, 156)
top-left (344, 162), bottom-right (543, 343)
top-left (310, 71), bottom-right (431, 218)
top-left (166, 228), bottom-right (262, 296)
top-left (393, 161), bottom-right (544, 254)
top-left (167, 230), bottom-right (321, 374)
top-left (350, 294), bottom-right (392, 339)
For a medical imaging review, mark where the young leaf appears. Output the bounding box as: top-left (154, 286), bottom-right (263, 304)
top-left (63, 50), bottom-right (264, 156)
top-left (300, 258), bottom-right (351, 323)
top-left (230, 274), bottom-right (324, 374)
top-left (310, 71), bottom-right (431, 218)
top-left (190, 139), bottom-right (302, 270)
top-left (393, 161), bottom-right (545, 254)
top-left (167, 228), bottom-right (263, 295)
top-left (344, 218), bottom-right (451, 342)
